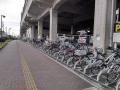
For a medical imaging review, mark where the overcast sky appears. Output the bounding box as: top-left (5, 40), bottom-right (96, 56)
top-left (0, 0), bottom-right (24, 36)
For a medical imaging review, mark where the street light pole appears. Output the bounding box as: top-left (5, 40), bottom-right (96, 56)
top-left (0, 15), bottom-right (6, 38)
top-left (1, 15), bottom-right (2, 38)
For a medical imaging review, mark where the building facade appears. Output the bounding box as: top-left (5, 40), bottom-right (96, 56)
top-left (20, 0), bottom-right (120, 52)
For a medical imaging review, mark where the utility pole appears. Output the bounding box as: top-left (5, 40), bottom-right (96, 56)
top-left (1, 15), bottom-right (2, 38)
top-left (5, 26), bottom-right (7, 37)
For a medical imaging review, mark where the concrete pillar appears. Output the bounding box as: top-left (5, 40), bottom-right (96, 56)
top-left (49, 8), bottom-right (58, 41)
top-left (38, 19), bottom-right (43, 39)
top-left (107, 0), bottom-right (116, 47)
top-left (93, 0), bottom-right (116, 52)
top-left (31, 25), bottom-right (35, 40)
top-left (71, 25), bottom-right (74, 35)
top-left (31, 24), bottom-right (38, 40)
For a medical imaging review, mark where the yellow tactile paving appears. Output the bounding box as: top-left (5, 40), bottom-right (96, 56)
top-left (17, 41), bottom-right (38, 90)
top-left (21, 55), bottom-right (38, 90)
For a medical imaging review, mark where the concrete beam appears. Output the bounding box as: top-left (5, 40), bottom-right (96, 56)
top-left (53, 0), bottom-right (68, 10)
top-left (21, 0), bottom-right (33, 28)
top-left (37, 8), bottom-right (50, 20)
top-left (34, 0), bottom-right (50, 6)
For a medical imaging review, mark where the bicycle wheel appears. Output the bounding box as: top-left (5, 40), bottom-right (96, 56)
top-left (116, 79), bottom-right (120, 90)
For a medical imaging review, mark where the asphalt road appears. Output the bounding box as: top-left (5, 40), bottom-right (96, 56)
top-left (0, 40), bottom-right (93, 90)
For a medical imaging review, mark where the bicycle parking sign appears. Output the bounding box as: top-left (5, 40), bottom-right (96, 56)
top-left (113, 23), bottom-right (120, 42)
top-left (115, 23), bottom-right (120, 32)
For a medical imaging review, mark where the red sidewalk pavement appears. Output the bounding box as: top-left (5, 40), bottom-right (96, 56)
top-left (0, 40), bottom-right (94, 90)
top-left (0, 40), bottom-right (26, 90)
top-left (18, 41), bottom-right (93, 90)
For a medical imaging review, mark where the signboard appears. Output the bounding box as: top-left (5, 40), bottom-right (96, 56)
top-left (115, 23), bottom-right (120, 32)
top-left (113, 33), bottom-right (120, 42)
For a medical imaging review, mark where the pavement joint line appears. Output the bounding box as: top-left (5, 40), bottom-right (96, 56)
top-left (21, 54), bottom-right (38, 90)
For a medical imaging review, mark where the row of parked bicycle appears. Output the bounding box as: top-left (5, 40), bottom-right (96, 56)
top-left (29, 38), bottom-right (120, 90)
